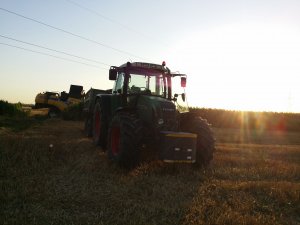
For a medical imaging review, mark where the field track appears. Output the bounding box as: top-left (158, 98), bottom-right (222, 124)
top-left (0, 119), bottom-right (299, 225)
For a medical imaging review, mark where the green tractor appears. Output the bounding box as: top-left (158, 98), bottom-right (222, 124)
top-left (84, 62), bottom-right (215, 169)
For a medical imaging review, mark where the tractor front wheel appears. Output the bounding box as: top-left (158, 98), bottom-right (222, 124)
top-left (107, 112), bottom-right (142, 169)
top-left (180, 114), bottom-right (215, 166)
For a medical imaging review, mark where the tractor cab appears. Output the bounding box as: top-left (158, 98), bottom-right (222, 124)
top-left (109, 62), bottom-right (188, 112)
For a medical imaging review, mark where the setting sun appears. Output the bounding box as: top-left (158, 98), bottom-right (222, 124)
top-left (167, 23), bottom-right (300, 112)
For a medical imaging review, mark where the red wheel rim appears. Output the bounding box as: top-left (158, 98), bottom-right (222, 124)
top-left (111, 127), bottom-right (120, 156)
top-left (95, 109), bottom-right (101, 138)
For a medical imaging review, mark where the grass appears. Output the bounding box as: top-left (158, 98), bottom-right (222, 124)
top-left (0, 98), bottom-right (81, 132)
top-left (0, 100), bottom-right (26, 117)
top-left (190, 143), bottom-right (299, 225)
top-left (0, 100), bottom-right (48, 132)
top-left (0, 120), bottom-right (299, 225)
top-left (0, 116), bottom-right (47, 132)
top-left (213, 127), bottom-right (300, 145)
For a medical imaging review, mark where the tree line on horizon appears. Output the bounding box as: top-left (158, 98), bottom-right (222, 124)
top-left (1, 100), bottom-right (300, 132)
top-left (190, 107), bottom-right (300, 132)
top-left (0, 100), bottom-right (27, 117)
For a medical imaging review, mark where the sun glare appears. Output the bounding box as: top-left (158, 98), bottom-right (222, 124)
top-left (167, 23), bottom-right (300, 112)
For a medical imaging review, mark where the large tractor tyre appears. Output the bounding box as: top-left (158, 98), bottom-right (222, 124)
top-left (180, 115), bottom-right (215, 166)
top-left (107, 113), bottom-right (143, 169)
top-left (92, 100), bottom-right (108, 148)
top-left (84, 117), bottom-right (93, 137)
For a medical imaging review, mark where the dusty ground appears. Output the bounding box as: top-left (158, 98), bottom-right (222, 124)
top-left (0, 119), bottom-right (299, 225)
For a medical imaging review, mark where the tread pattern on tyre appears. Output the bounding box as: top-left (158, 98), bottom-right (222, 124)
top-left (107, 112), bottom-right (143, 169)
top-left (180, 114), bottom-right (215, 166)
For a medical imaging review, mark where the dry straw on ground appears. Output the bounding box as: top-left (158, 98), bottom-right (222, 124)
top-left (0, 119), bottom-right (299, 225)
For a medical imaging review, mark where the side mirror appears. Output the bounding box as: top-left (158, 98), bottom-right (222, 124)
top-left (173, 93), bottom-right (178, 101)
top-left (181, 93), bottom-right (186, 102)
top-left (109, 68), bottom-right (117, 80)
top-left (181, 77), bottom-right (186, 87)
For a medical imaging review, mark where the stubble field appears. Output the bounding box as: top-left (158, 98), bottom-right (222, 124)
top-left (0, 119), bottom-right (299, 225)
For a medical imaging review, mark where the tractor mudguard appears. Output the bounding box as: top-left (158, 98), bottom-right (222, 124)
top-left (95, 94), bottom-right (112, 119)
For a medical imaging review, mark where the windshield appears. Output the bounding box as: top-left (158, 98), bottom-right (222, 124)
top-left (128, 73), bottom-right (168, 97)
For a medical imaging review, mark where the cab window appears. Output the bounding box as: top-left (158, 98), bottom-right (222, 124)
top-left (113, 72), bottom-right (124, 94)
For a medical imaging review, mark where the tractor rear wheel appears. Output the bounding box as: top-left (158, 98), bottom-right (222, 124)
top-left (107, 112), bottom-right (142, 169)
top-left (180, 114), bottom-right (215, 166)
top-left (92, 100), bottom-right (107, 148)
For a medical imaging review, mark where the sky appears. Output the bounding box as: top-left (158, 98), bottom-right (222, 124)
top-left (0, 0), bottom-right (299, 112)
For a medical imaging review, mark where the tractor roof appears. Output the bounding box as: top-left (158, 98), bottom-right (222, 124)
top-left (119, 62), bottom-right (167, 73)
